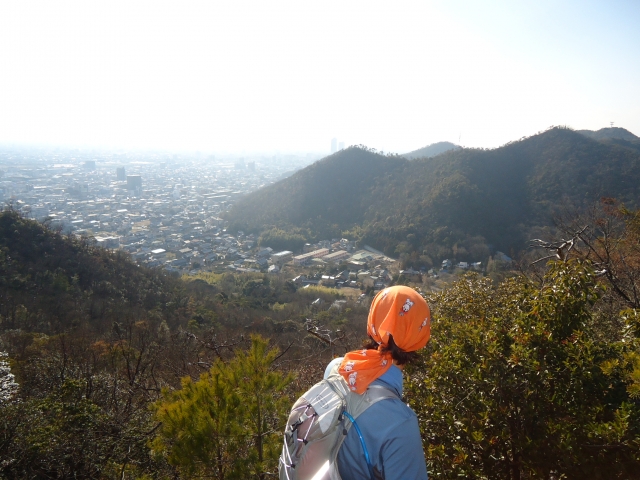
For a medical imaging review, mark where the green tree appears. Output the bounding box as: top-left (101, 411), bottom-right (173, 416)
top-left (1, 379), bottom-right (119, 478)
top-left (408, 261), bottom-right (640, 479)
top-left (257, 227), bottom-right (306, 253)
top-left (151, 335), bottom-right (294, 479)
top-left (228, 335), bottom-right (295, 478)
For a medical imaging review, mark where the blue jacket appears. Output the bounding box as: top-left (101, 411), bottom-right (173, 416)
top-left (333, 362), bottom-right (429, 480)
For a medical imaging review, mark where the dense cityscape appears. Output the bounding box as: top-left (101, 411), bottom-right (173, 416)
top-left (0, 146), bottom-right (320, 273)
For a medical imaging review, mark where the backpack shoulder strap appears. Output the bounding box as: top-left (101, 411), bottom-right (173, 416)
top-left (341, 384), bottom-right (399, 480)
top-left (348, 384), bottom-right (399, 420)
top-left (325, 363), bottom-right (401, 420)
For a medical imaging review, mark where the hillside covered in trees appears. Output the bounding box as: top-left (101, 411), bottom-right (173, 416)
top-left (227, 127), bottom-right (640, 265)
top-left (0, 210), bottom-right (367, 477)
top-left (578, 126), bottom-right (640, 155)
top-left (227, 146), bottom-right (408, 243)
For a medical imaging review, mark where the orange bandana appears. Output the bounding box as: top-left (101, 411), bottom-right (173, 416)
top-left (339, 286), bottom-right (431, 394)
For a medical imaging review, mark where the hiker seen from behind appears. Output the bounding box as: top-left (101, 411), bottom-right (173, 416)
top-left (280, 285), bottom-right (431, 480)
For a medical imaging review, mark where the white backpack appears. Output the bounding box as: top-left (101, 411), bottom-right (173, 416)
top-left (279, 366), bottom-right (397, 480)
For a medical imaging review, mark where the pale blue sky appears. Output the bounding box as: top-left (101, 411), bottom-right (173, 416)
top-left (0, 0), bottom-right (638, 154)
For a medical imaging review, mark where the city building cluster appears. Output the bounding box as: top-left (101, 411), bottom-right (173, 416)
top-left (0, 146), bottom-right (321, 273)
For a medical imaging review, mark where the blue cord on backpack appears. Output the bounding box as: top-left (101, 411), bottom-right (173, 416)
top-left (343, 411), bottom-right (375, 480)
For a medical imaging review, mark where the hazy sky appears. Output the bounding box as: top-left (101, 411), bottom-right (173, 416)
top-left (1, 0), bottom-right (638, 154)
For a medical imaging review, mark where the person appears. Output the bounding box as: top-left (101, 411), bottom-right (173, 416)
top-left (326, 285), bottom-right (431, 480)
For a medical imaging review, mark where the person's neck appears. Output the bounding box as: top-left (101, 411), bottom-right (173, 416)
top-left (392, 361), bottom-right (404, 370)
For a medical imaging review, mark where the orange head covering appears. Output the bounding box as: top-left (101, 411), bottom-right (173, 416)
top-left (339, 286), bottom-right (431, 394)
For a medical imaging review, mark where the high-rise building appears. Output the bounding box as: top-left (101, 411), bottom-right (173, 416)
top-left (339, 141), bottom-right (345, 150)
top-left (116, 167), bottom-right (126, 181)
top-left (84, 160), bottom-right (96, 170)
top-left (126, 175), bottom-right (142, 196)
top-left (331, 138), bottom-right (337, 153)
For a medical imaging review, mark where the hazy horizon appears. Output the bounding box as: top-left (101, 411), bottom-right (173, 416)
top-left (1, 0), bottom-right (639, 154)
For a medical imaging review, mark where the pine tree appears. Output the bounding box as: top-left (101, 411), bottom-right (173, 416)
top-left (151, 335), bottom-right (294, 479)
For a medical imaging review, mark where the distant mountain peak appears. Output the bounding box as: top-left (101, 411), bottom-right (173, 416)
top-left (402, 141), bottom-right (460, 160)
top-left (577, 127), bottom-right (639, 142)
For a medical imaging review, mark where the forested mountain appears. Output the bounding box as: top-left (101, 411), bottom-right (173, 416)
top-left (227, 127), bottom-right (640, 263)
top-left (577, 126), bottom-right (640, 142)
top-left (578, 127), bottom-right (640, 154)
top-left (0, 210), bottom-right (189, 334)
top-left (227, 146), bottom-right (408, 241)
top-left (402, 141), bottom-right (459, 159)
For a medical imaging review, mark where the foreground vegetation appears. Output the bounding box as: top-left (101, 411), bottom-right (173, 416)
top-left (1, 206), bottom-right (640, 478)
top-left (412, 262), bottom-right (640, 478)
top-left (0, 209), bottom-right (366, 478)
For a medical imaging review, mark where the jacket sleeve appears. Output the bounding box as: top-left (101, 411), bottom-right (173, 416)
top-left (379, 412), bottom-right (429, 480)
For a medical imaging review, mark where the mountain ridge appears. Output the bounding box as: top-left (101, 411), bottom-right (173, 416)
top-left (402, 141), bottom-right (460, 160)
top-left (226, 127), bottom-right (640, 262)
top-left (577, 126), bottom-right (639, 142)
top-left (577, 127), bottom-right (640, 155)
